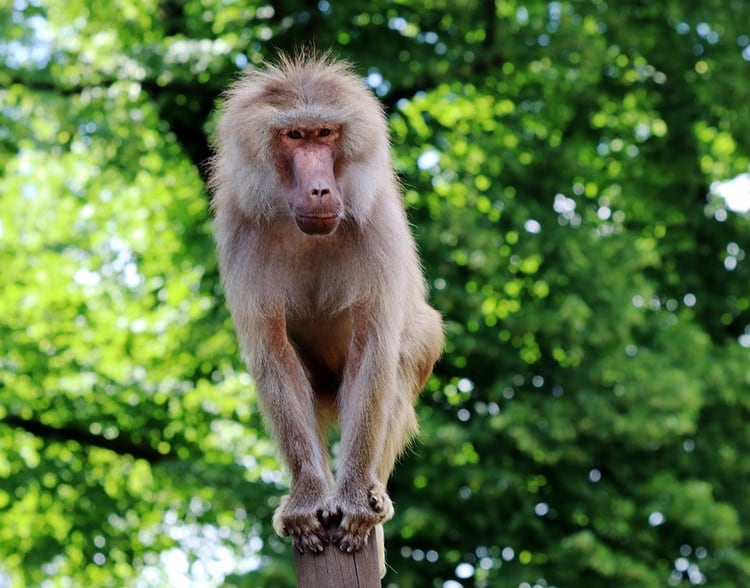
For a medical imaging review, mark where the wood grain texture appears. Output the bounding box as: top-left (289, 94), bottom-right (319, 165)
top-left (294, 531), bottom-right (381, 588)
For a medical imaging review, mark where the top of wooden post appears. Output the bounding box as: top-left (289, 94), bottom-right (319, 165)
top-left (294, 531), bottom-right (381, 588)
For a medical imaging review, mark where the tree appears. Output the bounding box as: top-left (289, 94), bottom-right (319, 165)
top-left (1, 1), bottom-right (748, 586)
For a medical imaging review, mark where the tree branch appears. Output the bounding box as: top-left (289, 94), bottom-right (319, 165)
top-left (7, 72), bottom-right (217, 180)
top-left (2, 414), bottom-right (174, 463)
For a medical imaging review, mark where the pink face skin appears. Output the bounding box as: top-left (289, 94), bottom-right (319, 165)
top-left (278, 125), bottom-right (344, 235)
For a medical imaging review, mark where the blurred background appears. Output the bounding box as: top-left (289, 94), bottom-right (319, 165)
top-left (1, 1), bottom-right (749, 586)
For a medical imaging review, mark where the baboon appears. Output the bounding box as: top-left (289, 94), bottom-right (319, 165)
top-left (209, 53), bottom-right (443, 575)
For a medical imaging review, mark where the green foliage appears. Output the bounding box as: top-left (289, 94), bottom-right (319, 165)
top-left (2, 1), bottom-right (749, 587)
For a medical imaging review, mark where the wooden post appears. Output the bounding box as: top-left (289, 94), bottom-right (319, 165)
top-left (294, 531), bottom-right (381, 588)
